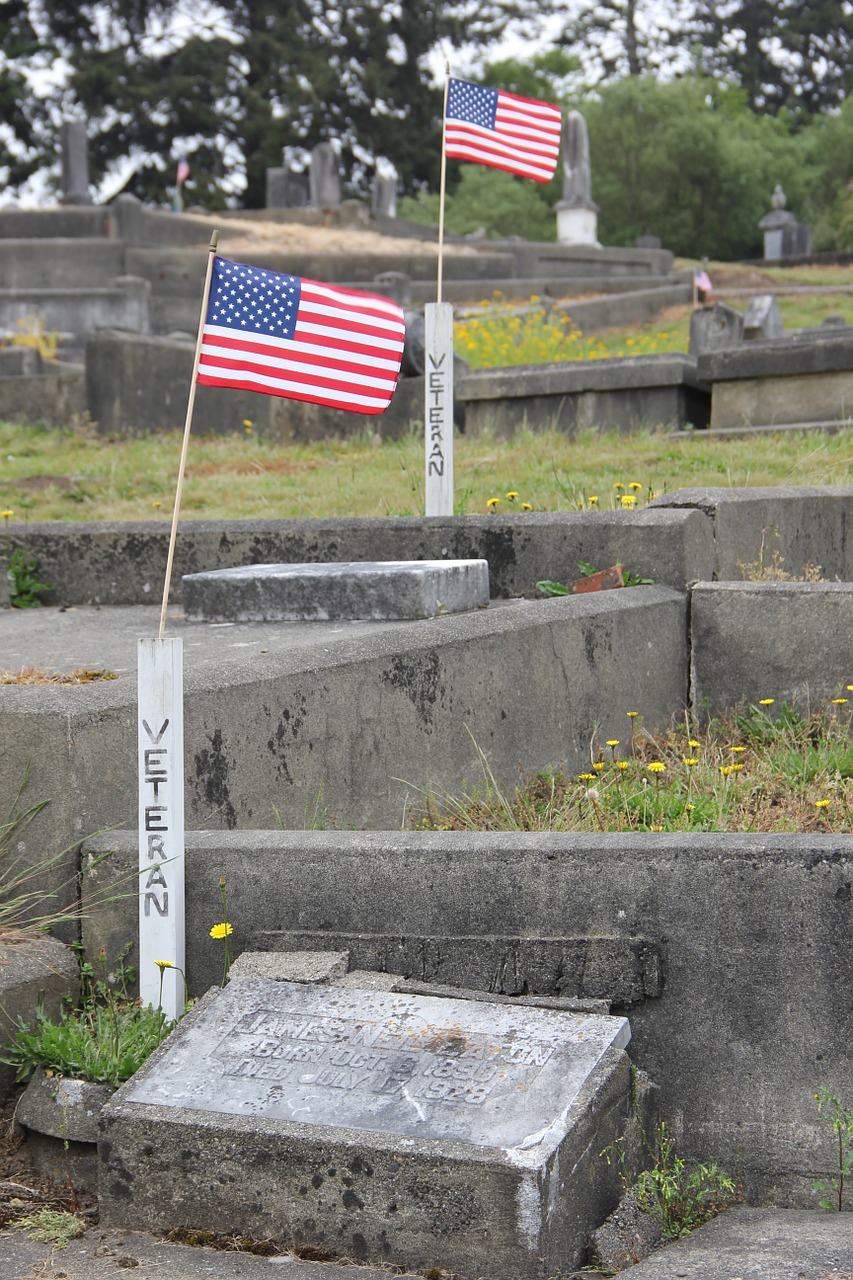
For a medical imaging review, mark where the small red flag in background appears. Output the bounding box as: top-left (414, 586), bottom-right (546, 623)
top-left (196, 258), bottom-right (405, 415)
top-left (444, 77), bottom-right (562, 184)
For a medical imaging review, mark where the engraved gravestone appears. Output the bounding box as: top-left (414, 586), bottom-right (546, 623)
top-left (60, 120), bottom-right (92, 205)
top-left (266, 166), bottom-right (309, 209)
top-left (310, 142), bottom-right (342, 207)
top-left (556, 110), bottom-right (599, 247)
top-left (99, 978), bottom-right (636, 1278)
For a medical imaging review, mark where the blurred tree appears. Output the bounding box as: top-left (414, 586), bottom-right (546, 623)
top-left (689, 1), bottom-right (853, 119)
top-left (582, 76), bottom-right (805, 258)
top-left (20, 0), bottom-right (542, 206)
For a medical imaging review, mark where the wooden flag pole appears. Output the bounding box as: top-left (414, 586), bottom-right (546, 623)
top-left (158, 228), bottom-right (219, 640)
top-left (436, 70), bottom-right (450, 306)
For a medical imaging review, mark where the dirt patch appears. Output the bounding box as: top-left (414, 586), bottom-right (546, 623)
top-left (188, 211), bottom-right (469, 259)
top-left (188, 458), bottom-right (322, 478)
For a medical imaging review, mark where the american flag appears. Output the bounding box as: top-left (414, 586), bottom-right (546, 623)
top-left (196, 258), bottom-right (406, 415)
top-left (176, 157), bottom-right (190, 186)
top-left (444, 77), bottom-right (562, 184)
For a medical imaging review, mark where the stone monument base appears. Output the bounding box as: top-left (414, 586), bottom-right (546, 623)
top-left (182, 559), bottom-right (490, 622)
top-left (99, 977), bottom-right (643, 1278)
top-left (556, 205), bottom-right (600, 248)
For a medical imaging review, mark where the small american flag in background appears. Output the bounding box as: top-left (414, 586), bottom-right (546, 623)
top-left (444, 78), bottom-right (562, 184)
top-left (196, 258), bottom-right (406, 415)
top-left (176, 157), bottom-right (190, 185)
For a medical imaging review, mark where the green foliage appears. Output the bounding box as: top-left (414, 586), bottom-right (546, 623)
top-left (14, 1208), bottom-right (85, 1248)
top-left (813, 1088), bottom-right (853, 1211)
top-left (0, 946), bottom-right (175, 1086)
top-left (6, 546), bottom-right (51, 607)
top-left (603, 1120), bottom-right (737, 1240)
top-left (400, 163), bottom-right (556, 240)
top-left (582, 76), bottom-right (805, 259)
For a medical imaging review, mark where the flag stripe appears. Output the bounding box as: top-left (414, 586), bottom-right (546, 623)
top-left (445, 77), bottom-right (562, 184)
top-left (197, 370), bottom-right (394, 412)
top-left (201, 327), bottom-right (403, 372)
top-left (196, 257), bottom-right (405, 415)
top-left (199, 341), bottom-right (402, 390)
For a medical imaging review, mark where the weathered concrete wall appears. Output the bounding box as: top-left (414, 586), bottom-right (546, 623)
top-left (81, 827), bottom-right (853, 1206)
top-left (698, 334), bottom-right (853, 429)
top-left (458, 354), bottom-right (709, 435)
top-left (0, 278), bottom-right (150, 346)
top-left (691, 582), bottom-right (853, 713)
top-left (0, 588), bottom-right (689, 916)
top-left (0, 508), bottom-right (713, 605)
top-left (652, 486), bottom-right (853, 582)
top-left (85, 328), bottom-right (424, 439)
top-left (0, 239), bottom-right (125, 288)
top-left (0, 362), bottom-right (87, 428)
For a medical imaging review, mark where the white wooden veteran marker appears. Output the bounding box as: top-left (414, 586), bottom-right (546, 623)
top-left (424, 300), bottom-right (454, 516)
top-left (137, 637), bottom-right (185, 1020)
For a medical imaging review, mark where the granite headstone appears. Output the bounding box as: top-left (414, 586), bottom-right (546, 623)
top-left (99, 977), bottom-right (635, 1278)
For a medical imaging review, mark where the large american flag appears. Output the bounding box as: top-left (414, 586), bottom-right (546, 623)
top-left (444, 78), bottom-right (562, 184)
top-left (196, 257), bottom-right (406, 414)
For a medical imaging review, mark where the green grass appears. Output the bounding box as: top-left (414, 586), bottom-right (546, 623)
top-left (2, 420), bottom-right (852, 523)
top-left (2, 277), bottom-right (853, 523)
top-left (411, 699), bottom-right (853, 835)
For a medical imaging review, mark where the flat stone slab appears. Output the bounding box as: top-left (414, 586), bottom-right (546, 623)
top-left (100, 977), bottom-right (632, 1278)
top-left (182, 559), bottom-right (490, 621)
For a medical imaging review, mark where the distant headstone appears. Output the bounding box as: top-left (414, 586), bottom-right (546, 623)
top-left (374, 271), bottom-right (412, 307)
top-left (688, 302), bottom-right (744, 356)
top-left (371, 168), bottom-right (398, 218)
top-left (821, 314), bottom-right (846, 328)
top-left (556, 111), bottom-right (599, 247)
top-left (743, 294), bottom-right (784, 342)
top-left (309, 143), bottom-right (341, 207)
top-left (635, 235), bottom-right (662, 250)
top-left (759, 185), bottom-right (810, 261)
top-left (60, 120), bottom-right (92, 206)
top-left (266, 166), bottom-right (309, 209)
top-left (100, 977), bottom-right (634, 1278)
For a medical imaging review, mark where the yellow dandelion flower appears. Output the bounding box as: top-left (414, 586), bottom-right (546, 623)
top-left (720, 765), bottom-right (733, 776)
top-left (606, 739), bottom-right (620, 747)
top-left (1, 508), bottom-right (14, 518)
top-left (730, 745), bottom-right (746, 753)
top-left (731, 763), bottom-right (744, 772)
top-left (243, 419), bottom-right (253, 427)
top-left (154, 959), bottom-right (173, 971)
top-left (815, 799), bottom-right (831, 808)
top-left (152, 500), bottom-right (162, 509)
top-left (592, 761), bottom-right (606, 771)
top-left (505, 490), bottom-right (519, 500)
top-left (209, 922), bottom-right (233, 940)
top-left (759, 698), bottom-right (774, 706)
top-left (577, 772), bottom-right (595, 782)
top-left (521, 502), bottom-right (533, 511)
top-left (486, 497), bottom-right (501, 508)
top-left (614, 482), bottom-right (624, 490)
top-left (647, 762), bottom-right (666, 773)
top-left (688, 739), bottom-right (700, 748)
top-left (588, 495), bottom-right (599, 506)
top-left (629, 482), bottom-right (643, 491)
top-left (685, 803), bottom-right (695, 811)
top-left (649, 825), bottom-right (664, 831)
top-left (617, 761), bottom-right (629, 770)
top-left (683, 758), bottom-right (698, 767)
top-left (832, 698), bottom-right (848, 706)
top-left (627, 710), bottom-right (638, 719)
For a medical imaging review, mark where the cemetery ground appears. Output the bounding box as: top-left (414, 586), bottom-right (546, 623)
top-left (2, 266), bottom-right (853, 1277)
